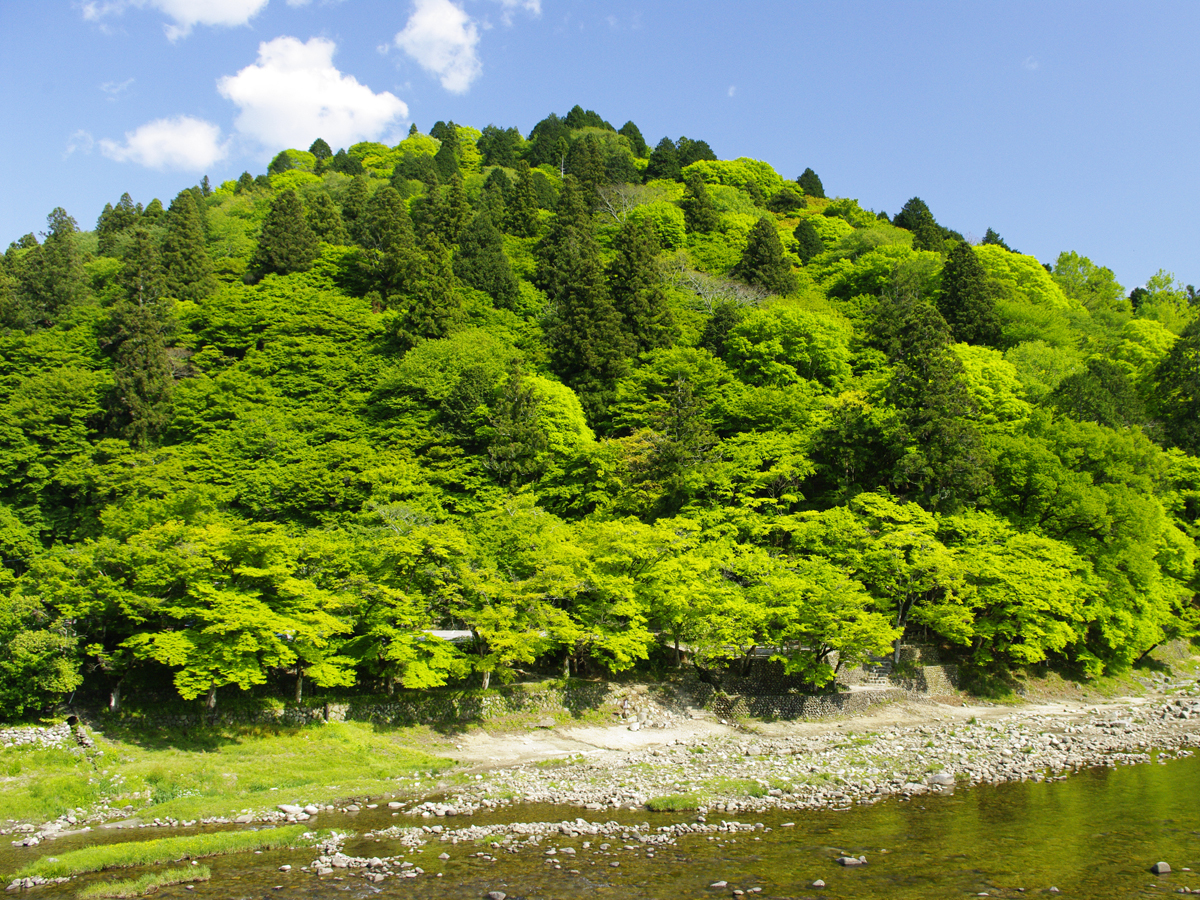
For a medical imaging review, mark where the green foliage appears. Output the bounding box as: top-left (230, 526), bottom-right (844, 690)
top-left (797, 167), bottom-right (825, 199)
top-left (938, 241), bottom-right (1002, 346)
top-left (455, 210), bottom-right (519, 308)
top-left (248, 190), bottom-right (319, 280)
top-left (1154, 315), bottom-right (1200, 454)
top-left (681, 172), bottom-right (719, 233)
top-left (161, 191), bottom-right (216, 302)
top-left (732, 217), bottom-right (798, 295)
top-left (793, 218), bottom-right (824, 263)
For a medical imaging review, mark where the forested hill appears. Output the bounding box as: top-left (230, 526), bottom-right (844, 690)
top-left (1, 107), bottom-right (1198, 718)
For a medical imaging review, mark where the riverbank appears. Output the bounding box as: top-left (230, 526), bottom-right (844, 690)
top-left (3, 662), bottom-right (1199, 844)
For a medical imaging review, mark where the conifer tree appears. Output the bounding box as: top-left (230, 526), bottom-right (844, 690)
top-left (619, 120), bottom-right (649, 158)
top-left (249, 189), bottom-right (319, 280)
top-left (17, 208), bottom-right (89, 324)
top-left (681, 172), bottom-right (718, 233)
top-left (437, 173), bottom-right (472, 245)
top-left (609, 217), bottom-right (676, 352)
top-left (483, 366), bottom-right (549, 487)
top-left (357, 185), bottom-right (418, 302)
top-left (1153, 315), bottom-right (1200, 455)
top-left (341, 175), bottom-right (371, 245)
top-left (981, 227), bottom-right (1012, 251)
top-left (104, 224), bottom-right (175, 447)
top-left (793, 218), bottom-right (824, 263)
top-left (505, 161), bottom-right (540, 238)
top-left (235, 172), bottom-right (255, 194)
top-left (566, 135), bottom-right (605, 201)
top-left (309, 138), bottom-right (332, 161)
top-left (699, 300), bottom-right (745, 360)
top-left (96, 193), bottom-right (141, 256)
top-left (733, 217), bottom-right (797, 295)
top-left (306, 191), bottom-right (348, 245)
top-left (797, 167), bottom-right (825, 199)
top-left (937, 241), bottom-right (1001, 346)
top-left (676, 137), bottom-right (716, 167)
top-left (893, 197), bottom-right (944, 251)
top-left (388, 236), bottom-right (459, 349)
top-left (454, 210), bottom-right (519, 308)
top-left (433, 124), bottom-right (460, 181)
top-left (481, 167), bottom-right (510, 220)
top-left (161, 190), bottom-right (215, 302)
top-left (537, 177), bottom-right (631, 419)
top-left (646, 137), bottom-right (681, 181)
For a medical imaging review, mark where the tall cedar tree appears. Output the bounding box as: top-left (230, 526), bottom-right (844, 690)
top-left (308, 138), bottom-right (332, 161)
top-left (681, 172), bottom-right (718, 233)
top-left (480, 167), bottom-right (510, 221)
top-left (1154, 315), bottom-right (1200, 454)
top-left (700, 300), bottom-right (745, 360)
top-left (341, 176), bottom-right (371, 245)
top-left (249, 189), bottom-right (319, 279)
top-left (981, 227), bottom-right (1013, 251)
top-left (16, 208), bottom-right (89, 324)
top-left (536, 177), bottom-right (631, 420)
top-left (433, 124), bottom-right (460, 181)
top-left (733, 217), bottom-right (798, 295)
top-left (388, 236), bottom-right (459, 350)
top-left (676, 137), bottom-right (717, 167)
top-left (483, 366), bottom-right (550, 488)
top-left (893, 197), bottom-right (943, 251)
top-left (161, 190), bottom-right (215, 302)
top-left (356, 185), bottom-right (418, 302)
top-left (797, 167), bottom-right (825, 199)
top-left (505, 161), bottom-right (540, 238)
top-left (565, 136), bottom-right (606, 202)
top-left (608, 217), bottom-right (676, 352)
top-left (872, 293), bottom-right (992, 510)
top-left (619, 120), bottom-right (648, 158)
top-left (104, 224), bottom-right (175, 447)
top-left (477, 125), bottom-right (523, 167)
top-left (306, 191), bottom-right (349, 245)
top-left (435, 173), bottom-right (472, 245)
top-left (96, 193), bottom-right (141, 256)
top-left (793, 218), bottom-right (824, 263)
top-left (454, 210), bottom-right (519, 308)
top-left (646, 137), bottom-right (681, 181)
top-left (937, 241), bottom-right (1002, 346)
top-left (767, 186), bottom-right (807, 214)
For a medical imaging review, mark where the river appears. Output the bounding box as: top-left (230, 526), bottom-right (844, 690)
top-left (5, 753), bottom-right (1198, 899)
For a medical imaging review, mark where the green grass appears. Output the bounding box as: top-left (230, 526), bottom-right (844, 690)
top-left (76, 865), bottom-right (211, 899)
top-left (702, 776), bottom-right (767, 799)
top-left (645, 793), bottom-right (701, 812)
top-left (14, 826), bottom-right (310, 880)
top-left (0, 721), bottom-right (454, 824)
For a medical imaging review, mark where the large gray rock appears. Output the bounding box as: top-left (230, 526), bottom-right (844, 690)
top-left (1152, 861), bottom-right (1172, 875)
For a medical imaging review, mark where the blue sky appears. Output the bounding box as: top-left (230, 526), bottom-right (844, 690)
top-left (2, 1), bottom-right (1197, 291)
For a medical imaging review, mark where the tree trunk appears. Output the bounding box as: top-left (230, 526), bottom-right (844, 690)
top-left (481, 670), bottom-right (491, 690)
top-left (205, 684), bottom-right (217, 710)
top-left (562, 651), bottom-right (571, 679)
top-left (109, 681), bottom-right (122, 713)
top-left (386, 675), bottom-right (395, 696)
top-left (674, 637), bottom-right (681, 668)
top-left (295, 670), bottom-right (304, 703)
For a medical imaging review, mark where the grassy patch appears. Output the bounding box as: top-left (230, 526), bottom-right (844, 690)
top-left (645, 793), bottom-right (701, 812)
top-left (0, 721), bottom-right (454, 824)
top-left (13, 825), bottom-right (310, 880)
top-left (76, 865), bottom-right (211, 899)
top-left (702, 776), bottom-right (767, 799)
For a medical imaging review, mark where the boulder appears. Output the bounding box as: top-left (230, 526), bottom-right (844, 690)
top-left (1152, 862), bottom-right (1172, 875)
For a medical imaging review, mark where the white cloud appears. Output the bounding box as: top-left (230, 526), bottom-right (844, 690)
top-left (1022, 56), bottom-right (1039, 71)
top-left (65, 130), bottom-right (96, 159)
top-left (491, 0), bottom-right (539, 28)
top-left (395, 0), bottom-right (481, 94)
top-left (100, 78), bottom-right (135, 100)
top-left (727, 85), bottom-right (736, 98)
top-left (99, 116), bottom-right (228, 169)
top-left (82, 0), bottom-right (268, 40)
top-left (217, 36), bottom-right (409, 150)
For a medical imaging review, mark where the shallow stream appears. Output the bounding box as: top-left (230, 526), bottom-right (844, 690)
top-left (5, 753), bottom-right (1199, 899)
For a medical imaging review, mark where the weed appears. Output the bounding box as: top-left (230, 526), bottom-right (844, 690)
top-left (645, 793), bottom-right (701, 812)
top-left (76, 865), bottom-right (211, 899)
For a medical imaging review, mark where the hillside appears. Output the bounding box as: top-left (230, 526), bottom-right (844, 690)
top-left (1, 106), bottom-right (1198, 719)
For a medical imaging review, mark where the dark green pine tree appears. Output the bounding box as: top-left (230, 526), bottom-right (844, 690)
top-left (608, 217), bottom-right (676, 353)
top-left (16, 208), bottom-right (89, 325)
top-left (871, 292), bottom-right (992, 510)
top-left (355, 185), bottom-right (417, 303)
top-left (505, 161), bottom-right (541, 238)
top-left (645, 137), bottom-right (681, 181)
top-left (536, 177), bottom-right (631, 420)
top-left (793, 218), bottom-right (824, 264)
top-left (103, 224), bottom-right (175, 448)
top-left (893, 197), bottom-right (943, 251)
top-left (480, 167), bottom-right (510, 221)
top-left (483, 366), bottom-right (550, 488)
top-left (249, 189), bottom-right (319, 280)
top-left (235, 172), bottom-right (256, 194)
top-left (308, 138), bottom-right (332, 161)
top-left (733, 217), bottom-right (798, 295)
top-left (437, 173), bottom-right (472, 245)
top-left (699, 300), bottom-right (745, 361)
top-left (96, 193), bottom-right (141, 256)
top-left (0, 252), bottom-right (24, 330)
top-left (981, 227), bottom-right (1012, 251)
top-left (306, 191), bottom-right (348, 245)
top-left (1154, 315), bottom-right (1200, 455)
top-left (454, 210), bottom-right (519, 308)
top-left (433, 124), bottom-right (461, 181)
top-left (341, 175), bottom-right (371, 245)
top-left (937, 241), bottom-right (1002, 346)
top-left (681, 172), bottom-right (718, 233)
top-left (675, 137), bottom-right (717, 167)
top-left (477, 124), bottom-right (523, 167)
top-left (618, 120), bottom-right (648, 158)
top-left (565, 135), bottom-right (606, 202)
top-left (388, 236), bottom-right (460, 350)
top-left (797, 167), bottom-right (825, 199)
top-left (1051, 358), bottom-right (1146, 430)
top-left (160, 190), bottom-right (215, 302)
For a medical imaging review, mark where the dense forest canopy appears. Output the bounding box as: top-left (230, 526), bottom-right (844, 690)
top-left (2, 108), bottom-right (1198, 717)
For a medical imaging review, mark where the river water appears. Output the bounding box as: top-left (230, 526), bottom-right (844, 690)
top-left (6, 753), bottom-right (1199, 900)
